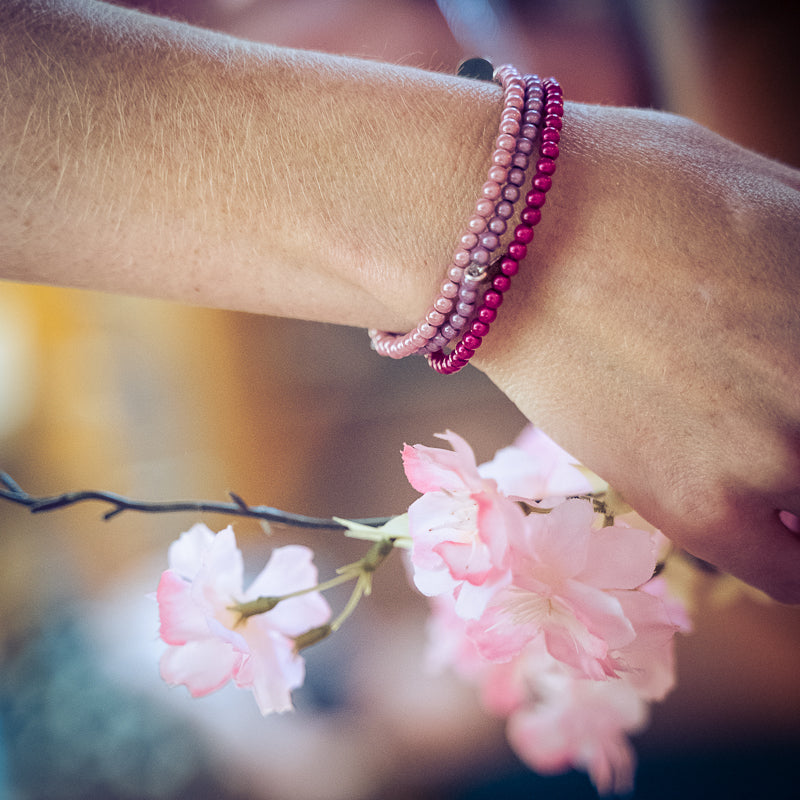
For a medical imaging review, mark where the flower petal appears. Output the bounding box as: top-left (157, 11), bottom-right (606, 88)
top-left (160, 638), bottom-right (241, 697)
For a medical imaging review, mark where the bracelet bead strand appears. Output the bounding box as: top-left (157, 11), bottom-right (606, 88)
top-left (426, 76), bottom-right (563, 375)
top-left (368, 64), bottom-right (538, 359)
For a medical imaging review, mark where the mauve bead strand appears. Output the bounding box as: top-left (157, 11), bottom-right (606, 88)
top-left (427, 77), bottom-right (563, 375)
top-left (369, 64), bottom-right (534, 360)
top-left (422, 73), bottom-right (545, 355)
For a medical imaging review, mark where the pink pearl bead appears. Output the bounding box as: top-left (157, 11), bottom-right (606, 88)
top-left (467, 215), bottom-right (487, 234)
top-left (475, 198), bottom-right (494, 217)
top-left (419, 322), bottom-right (437, 339)
top-left (499, 118), bottom-right (520, 136)
top-left (433, 296), bottom-right (453, 314)
top-left (492, 149), bottom-right (512, 167)
top-left (449, 265), bottom-right (465, 282)
top-left (426, 310), bottom-right (446, 326)
top-left (497, 133), bottom-right (516, 151)
top-left (453, 248), bottom-right (471, 267)
top-left (488, 165), bottom-right (508, 183)
top-left (441, 281), bottom-right (459, 298)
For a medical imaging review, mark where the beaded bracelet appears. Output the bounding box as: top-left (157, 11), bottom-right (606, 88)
top-left (368, 64), bottom-right (563, 375)
top-left (368, 62), bottom-right (539, 360)
top-left (427, 76), bottom-right (563, 375)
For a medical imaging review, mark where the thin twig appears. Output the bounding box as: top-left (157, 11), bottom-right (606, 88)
top-left (0, 472), bottom-right (392, 530)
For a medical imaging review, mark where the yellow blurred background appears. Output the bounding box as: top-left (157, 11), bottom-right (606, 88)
top-left (1, 1), bottom-right (798, 798)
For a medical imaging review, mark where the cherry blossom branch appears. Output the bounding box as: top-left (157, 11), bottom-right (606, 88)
top-left (0, 471), bottom-right (393, 530)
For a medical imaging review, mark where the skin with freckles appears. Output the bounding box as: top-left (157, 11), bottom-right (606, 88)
top-left (2, 0), bottom-right (799, 601)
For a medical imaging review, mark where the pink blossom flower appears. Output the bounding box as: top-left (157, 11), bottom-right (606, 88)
top-left (479, 424), bottom-right (592, 500)
top-left (403, 431), bottom-right (521, 619)
top-left (505, 653), bottom-right (648, 797)
top-left (467, 499), bottom-right (659, 679)
top-left (157, 523), bottom-right (330, 714)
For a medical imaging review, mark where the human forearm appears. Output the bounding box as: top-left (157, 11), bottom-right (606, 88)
top-left (1, 0), bottom-right (501, 330)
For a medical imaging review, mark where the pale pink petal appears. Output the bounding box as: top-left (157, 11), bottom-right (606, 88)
top-left (267, 592), bottom-right (332, 637)
top-left (561, 579), bottom-right (637, 652)
top-left (193, 526), bottom-right (244, 601)
top-left (480, 426), bottom-right (591, 500)
top-left (402, 431), bottom-right (482, 494)
top-left (235, 625), bottom-right (305, 714)
top-left (579, 525), bottom-right (657, 589)
top-left (157, 570), bottom-right (212, 645)
top-left (246, 544), bottom-right (319, 599)
top-left (160, 638), bottom-right (241, 697)
top-left (434, 540), bottom-right (493, 584)
top-left (512, 500), bottom-right (594, 584)
top-left (453, 572), bottom-right (510, 621)
top-left (412, 563), bottom-right (457, 598)
top-left (167, 523), bottom-right (216, 578)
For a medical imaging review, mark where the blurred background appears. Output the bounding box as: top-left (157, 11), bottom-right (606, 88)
top-left (1, 1), bottom-right (798, 798)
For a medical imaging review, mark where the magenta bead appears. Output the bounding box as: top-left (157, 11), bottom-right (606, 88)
top-left (508, 242), bottom-right (527, 260)
top-left (514, 224), bottom-right (534, 244)
top-left (536, 157), bottom-right (556, 175)
top-left (544, 115), bottom-right (563, 130)
top-left (526, 189), bottom-right (547, 208)
top-left (521, 206), bottom-right (542, 226)
top-left (462, 333), bottom-right (482, 350)
top-left (532, 174), bottom-right (553, 192)
top-left (483, 290), bottom-right (503, 309)
top-left (493, 275), bottom-right (512, 293)
top-left (500, 257), bottom-right (519, 276)
top-left (540, 142), bottom-right (559, 159)
top-left (541, 128), bottom-right (560, 142)
top-left (477, 307), bottom-right (498, 324)
top-left (471, 320), bottom-right (490, 337)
